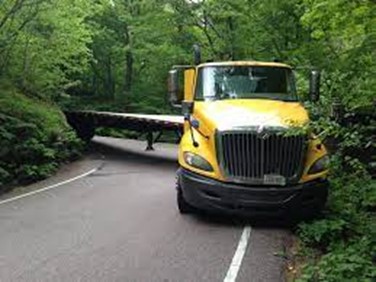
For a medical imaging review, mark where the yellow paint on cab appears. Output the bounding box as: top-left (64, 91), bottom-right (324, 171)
top-left (178, 63), bottom-right (328, 184)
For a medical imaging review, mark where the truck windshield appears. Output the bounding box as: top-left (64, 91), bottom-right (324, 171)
top-left (195, 66), bottom-right (297, 102)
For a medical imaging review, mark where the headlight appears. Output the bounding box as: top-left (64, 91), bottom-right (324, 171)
top-left (183, 152), bottom-right (213, 172)
top-left (308, 155), bottom-right (330, 174)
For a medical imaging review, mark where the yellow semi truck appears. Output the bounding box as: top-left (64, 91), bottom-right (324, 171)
top-left (168, 49), bottom-right (329, 217)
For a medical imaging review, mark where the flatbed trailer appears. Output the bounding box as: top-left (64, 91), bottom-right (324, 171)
top-left (64, 111), bottom-right (184, 150)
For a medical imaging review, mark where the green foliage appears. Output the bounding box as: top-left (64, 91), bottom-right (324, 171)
top-left (0, 89), bottom-right (83, 187)
top-left (300, 0), bottom-right (376, 107)
top-left (297, 236), bottom-right (376, 282)
top-left (295, 147), bottom-right (376, 281)
top-left (289, 96), bottom-right (376, 280)
top-left (2, 0), bottom-right (375, 114)
top-left (298, 217), bottom-right (348, 249)
top-left (0, 0), bottom-right (96, 97)
top-left (298, 177), bottom-right (376, 249)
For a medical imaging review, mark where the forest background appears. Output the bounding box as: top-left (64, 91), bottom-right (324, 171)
top-left (0, 0), bottom-right (375, 281)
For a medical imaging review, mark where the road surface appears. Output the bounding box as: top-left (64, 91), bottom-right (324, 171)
top-left (0, 137), bottom-right (290, 282)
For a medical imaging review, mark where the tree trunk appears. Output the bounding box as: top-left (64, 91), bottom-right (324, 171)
top-left (123, 23), bottom-right (133, 95)
top-left (124, 49), bottom-right (133, 93)
top-left (107, 56), bottom-right (116, 99)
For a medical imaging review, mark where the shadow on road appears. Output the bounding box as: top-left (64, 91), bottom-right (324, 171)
top-left (190, 212), bottom-right (297, 229)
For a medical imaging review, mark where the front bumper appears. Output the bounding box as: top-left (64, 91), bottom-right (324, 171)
top-left (178, 168), bottom-right (328, 218)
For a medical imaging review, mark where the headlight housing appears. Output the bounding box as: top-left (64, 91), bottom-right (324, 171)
top-left (308, 155), bottom-right (330, 174)
top-left (183, 152), bottom-right (213, 172)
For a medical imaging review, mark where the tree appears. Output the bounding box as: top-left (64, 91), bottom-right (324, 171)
top-left (0, 0), bottom-right (96, 97)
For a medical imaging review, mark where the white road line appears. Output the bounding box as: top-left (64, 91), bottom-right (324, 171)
top-left (224, 226), bottom-right (252, 282)
top-left (0, 168), bottom-right (97, 206)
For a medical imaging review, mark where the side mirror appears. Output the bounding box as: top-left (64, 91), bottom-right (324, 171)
top-left (309, 69), bottom-right (321, 102)
top-left (168, 69), bottom-right (181, 108)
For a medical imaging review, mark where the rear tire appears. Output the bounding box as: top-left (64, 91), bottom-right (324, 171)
top-left (74, 121), bottom-right (95, 142)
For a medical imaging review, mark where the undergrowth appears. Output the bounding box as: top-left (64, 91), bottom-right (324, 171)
top-left (296, 173), bottom-right (376, 281)
top-left (293, 104), bottom-right (376, 282)
top-left (0, 89), bottom-right (83, 189)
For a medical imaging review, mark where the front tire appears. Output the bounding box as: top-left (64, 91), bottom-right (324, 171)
top-left (176, 183), bottom-right (196, 214)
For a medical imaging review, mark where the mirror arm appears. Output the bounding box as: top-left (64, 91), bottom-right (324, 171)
top-left (192, 120), bottom-right (209, 139)
top-left (196, 128), bottom-right (209, 139)
top-left (184, 114), bottom-right (199, 147)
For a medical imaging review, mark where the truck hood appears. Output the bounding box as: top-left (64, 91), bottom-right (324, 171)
top-left (194, 99), bottom-right (309, 131)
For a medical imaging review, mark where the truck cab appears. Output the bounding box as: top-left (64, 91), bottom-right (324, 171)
top-left (169, 59), bottom-right (329, 218)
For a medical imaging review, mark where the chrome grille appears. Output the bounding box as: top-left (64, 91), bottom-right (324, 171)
top-left (217, 130), bottom-right (306, 185)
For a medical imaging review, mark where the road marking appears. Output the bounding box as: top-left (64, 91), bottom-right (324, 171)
top-left (224, 226), bottom-right (252, 282)
top-left (0, 168), bottom-right (97, 206)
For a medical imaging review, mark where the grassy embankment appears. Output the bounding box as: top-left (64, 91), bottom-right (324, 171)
top-left (289, 112), bottom-right (376, 281)
top-left (0, 88), bottom-right (83, 190)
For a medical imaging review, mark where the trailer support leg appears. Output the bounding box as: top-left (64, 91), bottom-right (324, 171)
top-left (154, 131), bottom-right (163, 143)
top-left (174, 129), bottom-right (183, 144)
top-left (146, 131), bottom-right (154, 151)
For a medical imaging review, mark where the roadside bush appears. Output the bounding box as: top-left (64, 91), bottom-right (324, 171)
top-left (294, 140), bottom-right (376, 281)
top-left (296, 174), bottom-right (376, 281)
top-left (297, 237), bottom-right (376, 282)
top-left (0, 89), bottom-right (83, 188)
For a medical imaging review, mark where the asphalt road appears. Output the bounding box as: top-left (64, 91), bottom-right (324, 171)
top-left (0, 137), bottom-right (290, 282)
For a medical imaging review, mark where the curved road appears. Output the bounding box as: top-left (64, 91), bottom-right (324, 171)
top-left (0, 137), bottom-right (290, 282)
